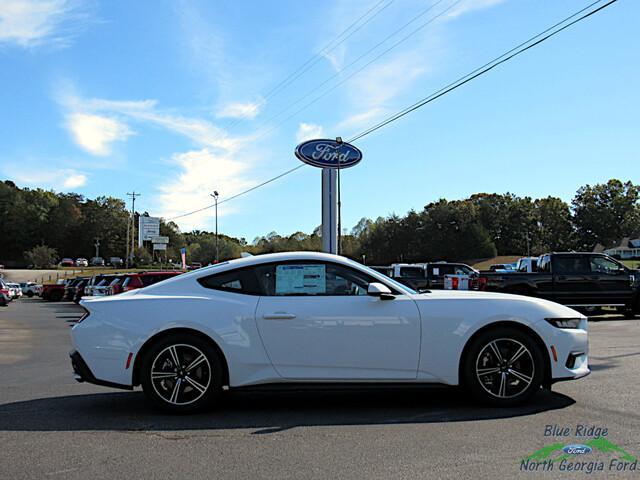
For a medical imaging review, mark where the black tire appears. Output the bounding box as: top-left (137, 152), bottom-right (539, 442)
top-left (463, 327), bottom-right (545, 407)
top-left (140, 334), bottom-right (223, 413)
top-left (49, 290), bottom-right (63, 302)
top-left (26, 291), bottom-right (34, 298)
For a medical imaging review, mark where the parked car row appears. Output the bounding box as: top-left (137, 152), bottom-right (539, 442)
top-left (42, 271), bottom-right (183, 303)
top-left (370, 262), bottom-right (478, 291)
top-left (58, 257), bottom-right (124, 268)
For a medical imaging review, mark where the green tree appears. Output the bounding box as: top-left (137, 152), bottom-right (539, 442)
top-left (24, 245), bottom-right (58, 268)
top-left (572, 180), bottom-right (639, 249)
top-left (534, 197), bottom-right (574, 252)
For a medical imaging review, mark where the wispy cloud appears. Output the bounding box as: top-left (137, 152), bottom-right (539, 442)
top-left (158, 148), bottom-right (254, 231)
top-left (58, 88), bottom-right (240, 152)
top-left (329, 0), bottom-right (507, 135)
top-left (0, 0), bottom-right (90, 48)
top-left (66, 112), bottom-right (133, 156)
top-left (336, 107), bottom-right (385, 131)
top-left (63, 172), bottom-right (87, 188)
top-left (56, 84), bottom-right (267, 228)
top-left (445, 0), bottom-right (506, 19)
top-left (296, 122), bottom-right (325, 143)
top-left (6, 167), bottom-right (88, 190)
top-left (216, 99), bottom-right (265, 120)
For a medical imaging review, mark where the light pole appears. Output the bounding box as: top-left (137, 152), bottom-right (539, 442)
top-left (210, 191), bottom-right (219, 263)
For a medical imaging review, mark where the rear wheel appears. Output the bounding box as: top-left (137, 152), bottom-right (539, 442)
top-left (464, 327), bottom-right (544, 406)
top-left (140, 334), bottom-right (223, 413)
top-left (49, 290), bottom-right (63, 302)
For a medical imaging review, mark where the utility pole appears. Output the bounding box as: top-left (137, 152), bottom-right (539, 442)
top-left (127, 191), bottom-right (141, 267)
top-left (210, 191), bottom-right (219, 263)
top-left (94, 238), bottom-right (100, 258)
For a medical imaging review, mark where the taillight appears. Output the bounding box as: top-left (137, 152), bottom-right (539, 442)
top-left (451, 277), bottom-right (459, 290)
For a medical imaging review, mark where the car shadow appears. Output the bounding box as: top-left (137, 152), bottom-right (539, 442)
top-left (0, 387), bottom-right (575, 434)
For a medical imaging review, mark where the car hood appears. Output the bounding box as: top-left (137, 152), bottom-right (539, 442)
top-left (412, 289), bottom-right (584, 319)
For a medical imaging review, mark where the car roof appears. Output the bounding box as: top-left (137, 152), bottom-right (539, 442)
top-left (141, 251), bottom-right (413, 294)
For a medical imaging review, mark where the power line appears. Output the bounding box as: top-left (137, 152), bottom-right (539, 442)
top-left (348, 0), bottom-right (618, 142)
top-left (167, 0), bottom-right (619, 222)
top-left (251, 0), bottom-right (449, 136)
top-left (167, 165), bottom-right (306, 221)
top-left (252, 0), bottom-right (461, 143)
top-left (219, 0), bottom-right (393, 134)
top-left (262, 0), bottom-right (394, 102)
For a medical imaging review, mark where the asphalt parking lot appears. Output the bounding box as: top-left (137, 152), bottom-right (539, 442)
top-left (1, 298), bottom-right (639, 479)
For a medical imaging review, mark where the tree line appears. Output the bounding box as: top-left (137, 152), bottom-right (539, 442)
top-left (0, 179), bottom-right (638, 267)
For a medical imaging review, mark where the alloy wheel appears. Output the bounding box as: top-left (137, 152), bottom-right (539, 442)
top-left (150, 344), bottom-right (212, 406)
top-left (475, 338), bottom-right (534, 399)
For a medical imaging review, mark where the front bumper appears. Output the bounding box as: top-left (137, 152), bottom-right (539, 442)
top-left (538, 318), bottom-right (590, 382)
top-left (70, 350), bottom-right (132, 390)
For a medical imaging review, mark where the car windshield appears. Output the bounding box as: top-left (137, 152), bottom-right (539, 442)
top-left (358, 264), bottom-right (417, 294)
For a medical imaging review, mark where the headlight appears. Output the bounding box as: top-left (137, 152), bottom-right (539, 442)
top-left (545, 317), bottom-right (582, 329)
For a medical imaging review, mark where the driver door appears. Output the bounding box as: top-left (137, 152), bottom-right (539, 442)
top-left (254, 261), bottom-right (421, 380)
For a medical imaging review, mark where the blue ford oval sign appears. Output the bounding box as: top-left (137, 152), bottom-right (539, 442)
top-left (562, 444), bottom-right (592, 455)
top-left (295, 139), bottom-right (362, 169)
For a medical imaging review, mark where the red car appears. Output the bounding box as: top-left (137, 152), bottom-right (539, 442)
top-left (59, 258), bottom-right (75, 267)
top-left (121, 271), bottom-right (183, 292)
top-left (41, 283), bottom-right (66, 301)
top-left (0, 279), bottom-right (11, 306)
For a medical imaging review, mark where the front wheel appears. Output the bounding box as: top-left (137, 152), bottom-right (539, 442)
top-left (463, 327), bottom-right (544, 406)
top-left (140, 334), bottom-right (223, 413)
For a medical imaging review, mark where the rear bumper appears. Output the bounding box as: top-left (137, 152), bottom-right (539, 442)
top-left (70, 350), bottom-right (132, 390)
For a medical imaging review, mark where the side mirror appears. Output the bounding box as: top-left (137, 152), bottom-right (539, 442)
top-left (367, 282), bottom-right (395, 300)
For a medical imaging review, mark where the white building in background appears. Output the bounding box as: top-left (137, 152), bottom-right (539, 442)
top-left (595, 237), bottom-right (640, 259)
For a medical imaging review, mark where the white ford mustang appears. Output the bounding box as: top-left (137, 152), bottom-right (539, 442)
top-left (71, 252), bottom-right (589, 413)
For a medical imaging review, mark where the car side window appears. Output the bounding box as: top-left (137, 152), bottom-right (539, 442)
top-left (255, 262), bottom-right (375, 296)
top-left (399, 267), bottom-right (423, 278)
top-left (554, 257), bottom-right (590, 274)
top-left (198, 268), bottom-right (262, 295)
top-left (590, 256), bottom-right (624, 275)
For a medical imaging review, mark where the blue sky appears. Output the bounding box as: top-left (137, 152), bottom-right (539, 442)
top-left (1, 0), bottom-right (638, 242)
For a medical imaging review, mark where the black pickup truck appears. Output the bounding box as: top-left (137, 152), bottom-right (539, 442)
top-left (478, 252), bottom-right (640, 314)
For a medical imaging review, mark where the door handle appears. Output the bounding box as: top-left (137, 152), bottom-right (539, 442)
top-left (262, 313), bottom-right (297, 320)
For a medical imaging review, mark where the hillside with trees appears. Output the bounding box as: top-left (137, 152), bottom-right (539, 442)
top-left (0, 179), bottom-right (638, 267)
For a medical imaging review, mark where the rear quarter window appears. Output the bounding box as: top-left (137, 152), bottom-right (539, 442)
top-left (198, 268), bottom-right (262, 295)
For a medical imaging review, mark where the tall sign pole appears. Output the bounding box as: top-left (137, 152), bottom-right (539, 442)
top-left (321, 169), bottom-right (338, 254)
top-left (126, 191), bottom-right (141, 267)
top-left (295, 138), bottom-right (362, 255)
top-left (210, 191), bottom-right (219, 263)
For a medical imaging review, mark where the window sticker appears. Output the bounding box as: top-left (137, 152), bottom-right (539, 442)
top-left (432, 267), bottom-right (440, 276)
top-left (276, 264), bottom-right (326, 295)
